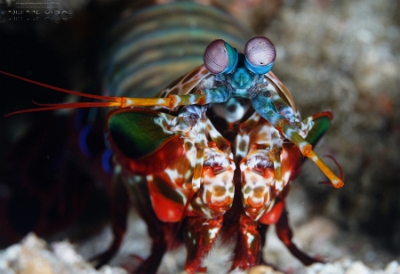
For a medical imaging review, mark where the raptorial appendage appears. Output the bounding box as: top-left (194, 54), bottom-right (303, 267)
top-left (2, 34), bottom-right (343, 273)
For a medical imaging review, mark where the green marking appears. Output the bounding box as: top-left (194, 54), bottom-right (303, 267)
top-left (109, 111), bottom-right (176, 159)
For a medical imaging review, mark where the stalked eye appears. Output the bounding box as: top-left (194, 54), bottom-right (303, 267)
top-left (244, 36), bottom-right (276, 74)
top-left (204, 39), bottom-right (238, 74)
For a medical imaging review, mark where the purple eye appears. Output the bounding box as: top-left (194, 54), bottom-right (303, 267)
top-left (244, 37), bottom-right (276, 74)
top-left (204, 39), bottom-right (238, 74)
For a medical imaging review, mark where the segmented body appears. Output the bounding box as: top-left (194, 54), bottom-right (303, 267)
top-left (103, 1), bottom-right (250, 98)
top-left (94, 1), bottom-right (330, 273)
top-left (0, 1), bottom-right (342, 273)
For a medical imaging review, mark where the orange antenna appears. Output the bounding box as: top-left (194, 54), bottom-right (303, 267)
top-left (1, 70), bottom-right (125, 116)
top-left (1, 70), bottom-right (206, 117)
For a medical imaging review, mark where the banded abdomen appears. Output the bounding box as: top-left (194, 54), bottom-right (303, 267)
top-left (103, 1), bottom-right (251, 98)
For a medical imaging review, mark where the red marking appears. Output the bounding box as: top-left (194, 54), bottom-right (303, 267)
top-left (147, 172), bottom-right (190, 222)
top-left (149, 190), bottom-right (185, 222)
top-left (111, 135), bottom-right (185, 176)
top-left (311, 110), bottom-right (334, 121)
top-left (259, 200), bottom-right (284, 225)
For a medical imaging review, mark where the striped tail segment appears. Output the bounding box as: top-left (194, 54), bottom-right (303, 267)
top-left (103, 1), bottom-right (251, 98)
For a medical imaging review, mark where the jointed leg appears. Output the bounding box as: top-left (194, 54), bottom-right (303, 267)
top-left (275, 205), bottom-right (323, 265)
top-left (231, 214), bottom-right (261, 271)
top-left (184, 216), bottom-right (223, 274)
top-left (91, 174), bottom-right (129, 268)
top-left (252, 94), bottom-right (343, 188)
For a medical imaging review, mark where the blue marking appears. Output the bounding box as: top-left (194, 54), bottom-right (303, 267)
top-left (244, 58), bottom-right (274, 75)
top-left (222, 41), bottom-right (238, 74)
top-left (252, 93), bottom-right (282, 126)
top-left (78, 125), bottom-right (93, 158)
top-left (232, 67), bottom-right (251, 88)
top-left (102, 148), bottom-right (113, 175)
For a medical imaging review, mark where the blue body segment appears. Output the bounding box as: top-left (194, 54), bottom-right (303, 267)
top-left (244, 59), bottom-right (274, 74)
top-left (221, 41), bottom-right (239, 73)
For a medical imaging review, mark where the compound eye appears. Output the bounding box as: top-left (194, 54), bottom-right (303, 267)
top-left (204, 39), bottom-right (238, 74)
top-left (244, 36), bottom-right (276, 74)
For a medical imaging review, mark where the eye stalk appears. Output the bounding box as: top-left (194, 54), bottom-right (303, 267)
top-left (204, 39), bottom-right (238, 74)
top-left (244, 36), bottom-right (276, 75)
